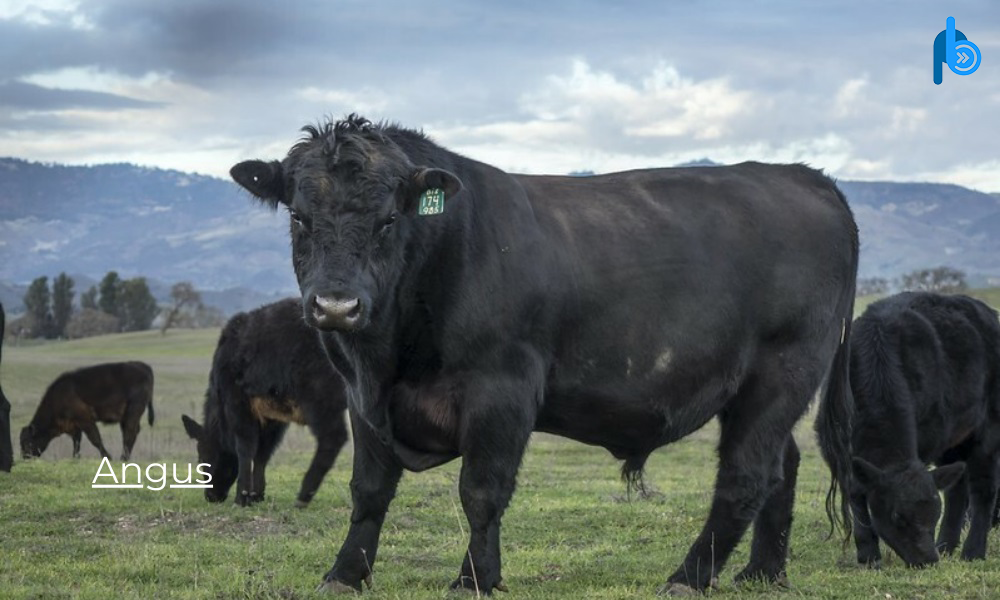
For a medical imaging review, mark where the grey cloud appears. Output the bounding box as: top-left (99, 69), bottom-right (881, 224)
top-left (0, 81), bottom-right (164, 110)
top-left (0, 0), bottom-right (997, 186)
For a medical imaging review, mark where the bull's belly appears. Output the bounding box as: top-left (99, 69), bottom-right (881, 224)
top-left (535, 377), bottom-right (728, 460)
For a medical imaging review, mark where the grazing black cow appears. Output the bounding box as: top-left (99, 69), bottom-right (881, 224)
top-left (231, 115), bottom-right (858, 594)
top-left (0, 303), bottom-right (12, 472)
top-left (20, 361), bottom-right (154, 460)
top-left (818, 292), bottom-right (1000, 568)
top-left (182, 298), bottom-right (349, 507)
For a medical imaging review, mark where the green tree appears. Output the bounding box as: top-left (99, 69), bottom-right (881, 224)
top-left (81, 286), bottom-right (98, 310)
top-left (51, 272), bottom-right (75, 338)
top-left (98, 271), bottom-right (122, 317)
top-left (159, 281), bottom-right (202, 335)
top-left (900, 266), bottom-right (967, 294)
top-left (119, 277), bottom-right (158, 332)
top-left (23, 276), bottom-right (51, 338)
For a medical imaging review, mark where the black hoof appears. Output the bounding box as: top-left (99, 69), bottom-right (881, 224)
top-left (449, 575), bottom-right (507, 595)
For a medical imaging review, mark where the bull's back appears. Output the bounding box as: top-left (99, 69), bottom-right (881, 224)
top-left (210, 299), bottom-right (345, 416)
top-left (854, 293), bottom-right (1000, 458)
top-left (519, 163), bottom-right (855, 377)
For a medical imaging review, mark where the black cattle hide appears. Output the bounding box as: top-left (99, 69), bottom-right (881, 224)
top-left (233, 115), bottom-right (859, 594)
top-left (182, 298), bottom-right (348, 507)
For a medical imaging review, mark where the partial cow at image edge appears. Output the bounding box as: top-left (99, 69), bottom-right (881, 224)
top-left (0, 302), bottom-right (12, 472)
top-left (817, 291), bottom-right (1000, 567)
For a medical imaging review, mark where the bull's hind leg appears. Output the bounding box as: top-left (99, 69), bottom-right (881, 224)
top-left (120, 397), bottom-right (147, 460)
top-left (960, 442), bottom-right (999, 560)
top-left (734, 436), bottom-right (799, 584)
top-left (120, 419), bottom-right (140, 461)
top-left (662, 352), bottom-right (822, 594)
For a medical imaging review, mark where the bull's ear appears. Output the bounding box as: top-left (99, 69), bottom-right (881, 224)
top-left (230, 160), bottom-right (286, 207)
top-left (932, 462), bottom-right (966, 490)
top-left (400, 167), bottom-right (463, 214)
top-left (852, 457), bottom-right (883, 489)
top-left (181, 415), bottom-right (203, 440)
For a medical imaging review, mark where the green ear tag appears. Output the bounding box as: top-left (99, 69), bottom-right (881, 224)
top-left (418, 188), bottom-right (445, 216)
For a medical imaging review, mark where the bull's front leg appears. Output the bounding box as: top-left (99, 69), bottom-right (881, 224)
top-left (320, 413), bottom-right (402, 592)
top-left (451, 345), bottom-right (543, 595)
top-left (233, 427), bottom-right (261, 506)
top-left (851, 490), bottom-right (882, 568)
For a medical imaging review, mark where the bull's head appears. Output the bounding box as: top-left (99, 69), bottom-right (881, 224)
top-left (852, 457), bottom-right (965, 567)
top-left (19, 423), bottom-right (47, 458)
top-left (231, 116), bottom-right (462, 333)
top-left (182, 414), bottom-right (237, 503)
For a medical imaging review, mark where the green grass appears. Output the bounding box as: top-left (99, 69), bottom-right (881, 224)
top-left (4, 327), bottom-right (1000, 598)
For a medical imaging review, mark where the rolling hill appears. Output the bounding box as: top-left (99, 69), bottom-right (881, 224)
top-left (1, 157), bottom-right (998, 313)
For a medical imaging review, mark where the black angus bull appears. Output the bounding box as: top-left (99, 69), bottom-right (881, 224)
top-left (20, 361), bottom-right (154, 460)
top-left (231, 115), bottom-right (858, 594)
top-left (1, 303), bottom-right (12, 472)
top-left (817, 292), bottom-right (1000, 567)
top-left (182, 298), bottom-right (349, 507)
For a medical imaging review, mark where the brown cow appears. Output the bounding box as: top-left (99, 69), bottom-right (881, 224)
top-left (20, 361), bottom-right (154, 460)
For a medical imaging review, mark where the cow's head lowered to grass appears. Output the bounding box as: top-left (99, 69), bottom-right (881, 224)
top-left (231, 115), bottom-right (462, 332)
top-left (182, 414), bottom-right (237, 503)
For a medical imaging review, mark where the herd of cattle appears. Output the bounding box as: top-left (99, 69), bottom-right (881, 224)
top-left (1, 114), bottom-right (999, 595)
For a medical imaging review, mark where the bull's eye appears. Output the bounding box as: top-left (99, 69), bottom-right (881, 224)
top-left (289, 210), bottom-right (304, 228)
top-left (381, 212), bottom-right (397, 232)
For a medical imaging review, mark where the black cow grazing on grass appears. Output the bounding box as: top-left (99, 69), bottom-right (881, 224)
top-left (0, 303), bottom-right (12, 472)
top-left (818, 292), bottom-right (1000, 568)
top-left (20, 361), bottom-right (154, 460)
top-left (231, 115), bottom-right (859, 595)
top-left (182, 298), bottom-right (349, 507)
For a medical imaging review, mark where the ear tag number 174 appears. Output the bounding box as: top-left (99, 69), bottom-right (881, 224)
top-left (418, 188), bottom-right (445, 216)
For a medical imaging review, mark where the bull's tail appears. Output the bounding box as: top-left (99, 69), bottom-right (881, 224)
top-left (815, 185), bottom-right (859, 542)
top-left (815, 311), bottom-right (855, 541)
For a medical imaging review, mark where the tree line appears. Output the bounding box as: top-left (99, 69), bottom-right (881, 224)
top-left (11, 272), bottom-right (222, 340)
top-left (856, 266), bottom-right (969, 297)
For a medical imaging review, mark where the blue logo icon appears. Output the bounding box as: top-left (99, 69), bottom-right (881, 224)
top-left (934, 16), bottom-right (981, 84)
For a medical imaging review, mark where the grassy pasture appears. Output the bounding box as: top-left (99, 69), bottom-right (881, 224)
top-left (2, 301), bottom-right (1000, 599)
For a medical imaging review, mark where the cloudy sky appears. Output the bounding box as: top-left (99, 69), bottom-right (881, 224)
top-left (1, 0), bottom-right (998, 190)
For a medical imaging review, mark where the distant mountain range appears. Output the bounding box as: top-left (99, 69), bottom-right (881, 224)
top-left (1, 157), bottom-right (998, 314)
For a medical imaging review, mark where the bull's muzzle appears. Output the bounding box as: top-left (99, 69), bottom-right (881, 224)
top-left (311, 294), bottom-right (364, 331)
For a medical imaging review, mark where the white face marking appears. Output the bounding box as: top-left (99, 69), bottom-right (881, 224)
top-left (652, 349), bottom-right (674, 374)
top-left (626, 357), bottom-right (633, 377)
